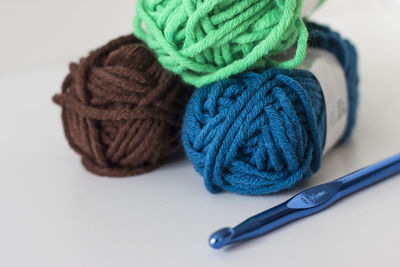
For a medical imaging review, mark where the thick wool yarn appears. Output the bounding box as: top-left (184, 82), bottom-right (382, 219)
top-left (182, 22), bottom-right (359, 195)
top-left (134, 0), bottom-right (309, 87)
top-left (53, 35), bottom-right (192, 177)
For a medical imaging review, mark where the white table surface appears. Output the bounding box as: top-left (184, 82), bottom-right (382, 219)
top-left (1, 1), bottom-right (400, 266)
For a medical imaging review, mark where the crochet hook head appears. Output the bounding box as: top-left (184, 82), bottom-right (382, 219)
top-left (209, 153), bottom-right (400, 249)
top-left (209, 228), bottom-right (235, 249)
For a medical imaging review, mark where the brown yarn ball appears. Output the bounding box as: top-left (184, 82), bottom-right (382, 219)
top-left (53, 34), bottom-right (192, 177)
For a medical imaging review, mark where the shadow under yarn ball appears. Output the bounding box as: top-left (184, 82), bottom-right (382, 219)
top-left (53, 35), bottom-right (192, 177)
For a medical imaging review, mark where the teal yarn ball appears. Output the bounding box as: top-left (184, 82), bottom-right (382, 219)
top-left (134, 0), bottom-right (308, 87)
top-left (182, 22), bottom-right (359, 195)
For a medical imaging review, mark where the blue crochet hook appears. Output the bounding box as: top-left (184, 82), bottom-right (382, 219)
top-left (209, 153), bottom-right (400, 249)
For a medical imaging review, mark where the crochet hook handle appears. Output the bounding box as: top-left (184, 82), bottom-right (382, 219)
top-left (209, 153), bottom-right (400, 249)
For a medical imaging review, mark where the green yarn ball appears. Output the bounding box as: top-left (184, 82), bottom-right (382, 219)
top-left (134, 0), bottom-right (309, 87)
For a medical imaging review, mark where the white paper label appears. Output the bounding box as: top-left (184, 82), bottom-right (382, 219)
top-left (297, 48), bottom-right (348, 155)
top-left (301, 0), bottom-right (321, 17)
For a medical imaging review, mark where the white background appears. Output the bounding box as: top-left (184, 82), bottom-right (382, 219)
top-left (1, 0), bottom-right (400, 266)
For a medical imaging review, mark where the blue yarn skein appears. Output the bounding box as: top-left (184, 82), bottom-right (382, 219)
top-left (182, 22), bottom-right (359, 195)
